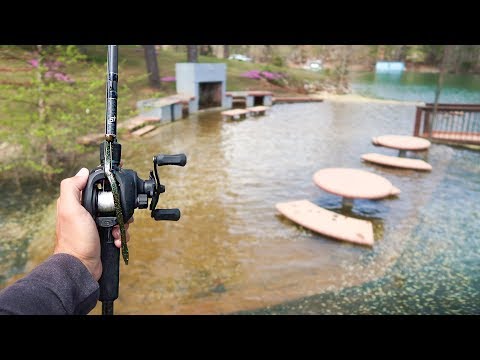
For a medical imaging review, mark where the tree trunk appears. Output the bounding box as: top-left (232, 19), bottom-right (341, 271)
top-left (187, 45), bottom-right (198, 62)
top-left (431, 46), bottom-right (451, 137)
top-left (77, 45), bottom-right (88, 55)
top-left (36, 45), bottom-right (54, 182)
top-left (262, 45), bottom-right (273, 62)
top-left (223, 45), bottom-right (230, 59)
top-left (336, 45), bottom-right (353, 94)
top-left (143, 45), bottom-right (161, 88)
top-left (395, 45), bottom-right (407, 61)
top-left (199, 45), bottom-right (213, 56)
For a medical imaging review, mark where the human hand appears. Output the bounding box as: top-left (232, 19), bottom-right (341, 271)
top-left (54, 167), bottom-right (133, 281)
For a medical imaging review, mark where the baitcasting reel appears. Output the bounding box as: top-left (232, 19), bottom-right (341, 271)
top-left (83, 142), bottom-right (187, 227)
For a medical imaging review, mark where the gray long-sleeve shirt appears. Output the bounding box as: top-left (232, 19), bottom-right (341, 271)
top-left (0, 253), bottom-right (99, 315)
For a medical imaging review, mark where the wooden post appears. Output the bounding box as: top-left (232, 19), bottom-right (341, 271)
top-left (432, 46), bottom-right (451, 137)
top-left (424, 110), bottom-right (431, 138)
top-left (414, 107), bottom-right (422, 136)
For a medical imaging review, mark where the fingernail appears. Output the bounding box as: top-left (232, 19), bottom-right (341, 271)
top-left (75, 168), bottom-right (89, 177)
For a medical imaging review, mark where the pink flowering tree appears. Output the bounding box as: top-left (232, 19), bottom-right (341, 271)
top-left (0, 45), bottom-right (129, 182)
top-left (240, 69), bottom-right (285, 86)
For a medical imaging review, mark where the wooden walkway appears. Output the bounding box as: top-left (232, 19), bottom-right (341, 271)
top-left (420, 131), bottom-right (480, 145)
top-left (77, 115), bottom-right (161, 145)
top-left (413, 103), bottom-right (480, 145)
top-left (118, 115), bottom-right (161, 132)
top-left (131, 125), bottom-right (156, 137)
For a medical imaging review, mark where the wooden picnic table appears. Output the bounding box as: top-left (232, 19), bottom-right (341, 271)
top-left (313, 168), bottom-right (400, 207)
top-left (373, 135), bottom-right (431, 151)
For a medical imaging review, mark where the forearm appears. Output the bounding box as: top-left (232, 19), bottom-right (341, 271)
top-left (0, 253), bottom-right (99, 315)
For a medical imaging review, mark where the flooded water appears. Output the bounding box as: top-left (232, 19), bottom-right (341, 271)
top-left (2, 99), bottom-right (478, 314)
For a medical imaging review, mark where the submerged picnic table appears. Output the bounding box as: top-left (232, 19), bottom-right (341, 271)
top-left (313, 168), bottom-right (400, 207)
top-left (366, 135), bottom-right (433, 170)
top-left (372, 135), bottom-right (431, 156)
top-left (276, 170), bottom-right (399, 246)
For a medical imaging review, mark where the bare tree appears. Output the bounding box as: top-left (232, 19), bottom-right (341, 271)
top-left (223, 45), bottom-right (230, 59)
top-left (336, 45), bottom-right (353, 94)
top-left (199, 45), bottom-right (213, 56)
top-left (262, 45), bottom-right (273, 62)
top-left (143, 45), bottom-right (161, 88)
top-left (187, 45), bottom-right (198, 62)
top-left (431, 45), bottom-right (452, 136)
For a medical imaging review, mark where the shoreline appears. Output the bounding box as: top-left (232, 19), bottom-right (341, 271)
top-left (0, 93), bottom-right (426, 164)
top-left (312, 91), bottom-right (425, 106)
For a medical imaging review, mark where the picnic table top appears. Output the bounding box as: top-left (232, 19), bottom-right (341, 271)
top-left (372, 135), bottom-right (431, 151)
top-left (313, 168), bottom-right (400, 199)
top-left (221, 109), bottom-right (250, 116)
top-left (151, 97), bottom-right (183, 107)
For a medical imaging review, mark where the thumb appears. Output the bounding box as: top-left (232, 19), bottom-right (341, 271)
top-left (60, 168), bottom-right (90, 203)
top-left (72, 168), bottom-right (90, 190)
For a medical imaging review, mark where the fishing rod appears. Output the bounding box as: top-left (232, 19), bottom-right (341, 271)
top-left (82, 45), bottom-right (187, 315)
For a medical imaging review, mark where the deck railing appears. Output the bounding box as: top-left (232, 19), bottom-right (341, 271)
top-left (414, 103), bottom-right (480, 145)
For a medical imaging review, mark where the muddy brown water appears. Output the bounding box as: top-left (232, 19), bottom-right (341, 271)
top-left (1, 100), bottom-right (475, 314)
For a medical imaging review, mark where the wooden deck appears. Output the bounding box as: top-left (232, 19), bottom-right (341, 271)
top-left (118, 115), bottom-right (160, 132)
top-left (77, 115), bottom-right (161, 145)
top-left (131, 125), bottom-right (156, 137)
top-left (420, 131), bottom-right (480, 145)
top-left (413, 103), bottom-right (480, 146)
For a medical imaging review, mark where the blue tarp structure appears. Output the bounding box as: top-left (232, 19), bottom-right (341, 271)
top-left (375, 61), bottom-right (405, 72)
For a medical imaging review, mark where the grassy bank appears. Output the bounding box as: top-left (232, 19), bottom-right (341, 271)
top-left (0, 45), bottom-right (333, 186)
top-left (0, 45), bottom-right (327, 145)
top-left (0, 45), bottom-right (327, 114)
top-left (61, 45), bottom-right (329, 102)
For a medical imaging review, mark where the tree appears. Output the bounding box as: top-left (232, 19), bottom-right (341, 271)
top-left (199, 45), bottom-right (213, 56)
top-left (143, 45), bottom-right (161, 88)
top-left (187, 45), bottom-right (198, 62)
top-left (431, 45), bottom-right (452, 136)
top-left (223, 45), bottom-right (230, 59)
top-left (334, 45), bottom-right (353, 94)
top-left (262, 45), bottom-right (273, 62)
top-left (0, 45), bottom-right (136, 183)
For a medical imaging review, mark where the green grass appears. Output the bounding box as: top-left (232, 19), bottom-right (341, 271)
top-left (94, 45), bottom-right (327, 95)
